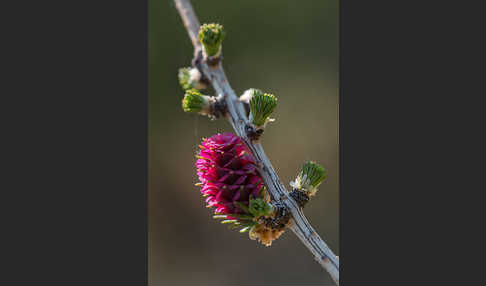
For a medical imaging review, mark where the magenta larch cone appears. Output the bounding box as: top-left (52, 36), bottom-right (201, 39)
top-left (196, 132), bottom-right (263, 219)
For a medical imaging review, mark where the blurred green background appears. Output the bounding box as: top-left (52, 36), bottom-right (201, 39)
top-left (149, 1), bottom-right (338, 285)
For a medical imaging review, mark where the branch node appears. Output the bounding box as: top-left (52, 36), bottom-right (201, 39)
top-left (263, 201), bottom-right (291, 231)
top-left (210, 98), bottom-right (227, 119)
top-left (245, 124), bottom-right (264, 141)
top-left (289, 188), bottom-right (310, 208)
top-left (205, 53), bottom-right (222, 67)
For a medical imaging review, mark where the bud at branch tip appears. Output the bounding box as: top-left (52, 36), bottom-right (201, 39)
top-left (182, 89), bottom-right (211, 114)
top-left (290, 161), bottom-right (327, 196)
top-left (178, 67), bottom-right (207, 91)
top-left (198, 23), bottom-right (225, 57)
top-left (248, 88), bottom-right (278, 128)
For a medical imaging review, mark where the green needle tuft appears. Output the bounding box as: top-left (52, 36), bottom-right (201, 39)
top-left (182, 89), bottom-right (209, 113)
top-left (178, 67), bottom-right (192, 90)
top-left (178, 67), bottom-right (206, 90)
top-left (198, 23), bottom-right (225, 57)
top-left (248, 89), bottom-right (277, 127)
top-left (291, 161), bottom-right (327, 196)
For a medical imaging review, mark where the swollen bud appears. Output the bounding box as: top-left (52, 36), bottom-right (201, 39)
top-left (178, 67), bottom-right (207, 90)
top-left (290, 161), bottom-right (327, 197)
top-left (248, 89), bottom-right (277, 128)
top-left (182, 89), bottom-right (211, 115)
top-left (198, 23), bottom-right (225, 57)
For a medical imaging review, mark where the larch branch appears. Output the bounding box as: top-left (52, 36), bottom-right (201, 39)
top-left (173, 0), bottom-right (339, 284)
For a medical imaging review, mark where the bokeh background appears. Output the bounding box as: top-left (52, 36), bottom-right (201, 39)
top-left (149, 1), bottom-right (338, 285)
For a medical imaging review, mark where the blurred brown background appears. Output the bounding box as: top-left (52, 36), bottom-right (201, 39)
top-left (149, 1), bottom-right (338, 285)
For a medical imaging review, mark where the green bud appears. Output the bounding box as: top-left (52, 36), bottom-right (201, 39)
top-left (198, 23), bottom-right (225, 57)
top-left (178, 67), bottom-right (206, 91)
top-left (248, 89), bottom-right (277, 127)
top-left (182, 89), bottom-right (210, 114)
top-left (178, 67), bottom-right (193, 90)
top-left (248, 197), bottom-right (273, 218)
top-left (290, 161), bottom-right (327, 196)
